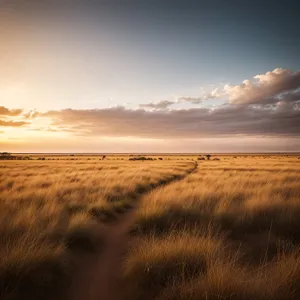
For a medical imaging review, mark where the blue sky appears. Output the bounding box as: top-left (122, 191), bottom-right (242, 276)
top-left (0, 0), bottom-right (300, 152)
top-left (2, 0), bottom-right (299, 110)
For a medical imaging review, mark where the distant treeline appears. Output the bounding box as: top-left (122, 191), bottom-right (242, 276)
top-left (0, 152), bottom-right (32, 160)
top-left (129, 156), bottom-right (163, 161)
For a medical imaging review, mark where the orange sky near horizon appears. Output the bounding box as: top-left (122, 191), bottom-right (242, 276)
top-left (1, 2), bottom-right (300, 153)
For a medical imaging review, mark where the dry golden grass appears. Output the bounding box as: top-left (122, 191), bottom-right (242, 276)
top-left (2, 154), bottom-right (300, 300)
top-left (124, 156), bottom-right (300, 300)
top-left (0, 157), bottom-right (193, 300)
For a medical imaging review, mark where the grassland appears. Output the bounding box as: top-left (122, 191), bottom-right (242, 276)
top-left (1, 154), bottom-right (300, 300)
top-left (123, 156), bottom-right (300, 300)
top-left (0, 156), bottom-right (194, 300)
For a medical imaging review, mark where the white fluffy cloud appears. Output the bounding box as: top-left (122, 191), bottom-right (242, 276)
top-left (225, 68), bottom-right (300, 104)
top-left (174, 68), bottom-right (300, 106)
top-left (2, 68), bottom-right (300, 139)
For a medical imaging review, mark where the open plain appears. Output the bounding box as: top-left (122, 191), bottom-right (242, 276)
top-left (1, 154), bottom-right (300, 300)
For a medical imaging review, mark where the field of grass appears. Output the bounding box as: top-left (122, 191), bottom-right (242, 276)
top-left (0, 156), bottom-right (194, 300)
top-left (1, 154), bottom-right (300, 300)
top-left (123, 156), bottom-right (300, 300)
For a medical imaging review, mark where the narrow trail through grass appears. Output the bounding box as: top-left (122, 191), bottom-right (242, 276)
top-left (69, 162), bottom-right (198, 300)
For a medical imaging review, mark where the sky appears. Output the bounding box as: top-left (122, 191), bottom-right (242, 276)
top-left (0, 0), bottom-right (300, 153)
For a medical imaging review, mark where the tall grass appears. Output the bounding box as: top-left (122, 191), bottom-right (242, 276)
top-left (0, 158), bottom-right (193, 300)
top-left (123, 156), bottom-right (300, 300)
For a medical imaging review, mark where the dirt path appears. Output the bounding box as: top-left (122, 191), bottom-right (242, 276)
top-left (69, 162), bottom-right (198, 300)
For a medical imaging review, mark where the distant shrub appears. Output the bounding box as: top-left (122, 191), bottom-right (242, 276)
top-left (22, 156), bottom-right (32, 160)
top-left (0, 154), bottom-right (32, 160)
top-left (0, 152), bottom-right (11, 156)
top-left (129, 156), bottom-right (154, 161)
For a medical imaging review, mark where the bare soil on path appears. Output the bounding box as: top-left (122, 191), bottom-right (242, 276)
top-left (69, 163), bottom-right (198, 300)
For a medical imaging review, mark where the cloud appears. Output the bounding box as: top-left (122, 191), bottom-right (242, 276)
top-left (225, 68), bottom-right (300, 104)
top-left (2, 68), bottom-right (299, 141)
top-left (0, 120), bottom-right (29, 127)
top-left (0, 106), bottom-right (23, 116)
top-left (178, 96), bottom-right (203, 104)
top-left (23, 110), bottom-right (40, 119)
top-left (157, 69), bottom-right (300, 107)
top-left (179, 88), bottom-right (222, 104)
top-left (139, 100), bottom-right (175, 110)
top-left (0, 106), bottom-right (29, 127)
top-left (140, 88), bottom-right (224, 110)
top-left (39, 103), bottom-right (300, 139)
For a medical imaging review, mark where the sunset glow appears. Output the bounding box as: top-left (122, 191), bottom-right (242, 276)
top-left (1, 1), bottom-right (299, 153)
